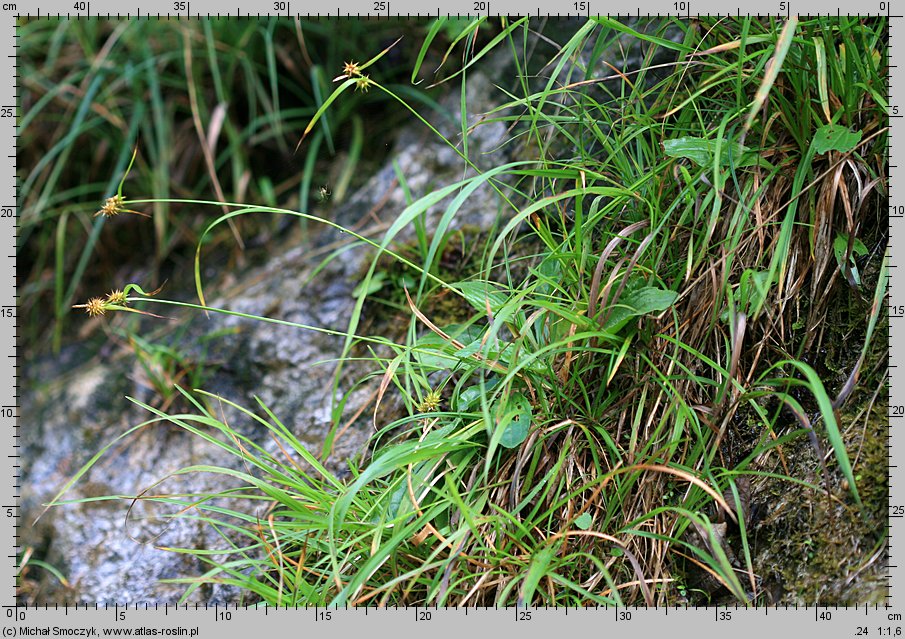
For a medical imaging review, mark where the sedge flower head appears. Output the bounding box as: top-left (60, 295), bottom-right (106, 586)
top-left (418, 389), bottom-right (442, 413)
top-left (354, 75), bottom-right (373, 93)
top-left (342, 60), bottom-right (362, 77)
top-left (84, 297), bottom-right (107, 317)
top-left (96, 195), bottom-right (125, 218)
top-left (105, 289), bottom-right (127, 306)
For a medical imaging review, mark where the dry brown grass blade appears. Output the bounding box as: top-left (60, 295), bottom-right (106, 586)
top-left (595, 256), bottom-right (626, 322)
top-left (436, 528), bottom-right (473, 605)
top-left (405, 287), bottom-right (458, 344)
top-left (588, 220), bottom-right (649, 321)
top-left (725, 311), bottom-right (746, 404)
top-left (599, 58), bottom-right (636, 91)
top-left (67, 22), bottom-right (130, 132)
top-left (690, 39), bottom-right (745, 56)
top-left (560, 325), bottom-right (583, 386)
top-left (508, 428), bottom-right (542, 509)
top-left (809, 161), bottom-right (841, 303)
top-left (618, 464), bottom-right (736, 524)
top-left (781, 398), bottom-right (833, 504)
top-left (292, 17), bottom-right (314, 68)
top-left (267, 514), bottom-right (286, 606)
top-left (373, 356), bottom-right (402, 432)
top-left (833, 253), bottom-right (885, 410)
top-left (206, 103), bottom-right (228, 158)
top-left (599, 232), bottom-right (654, 330)
top-left (672, 547), bottom-right (742, 595)
top-left (743, 17), bottom-right (799, 135)
top-left (182, 31), bottom-right (243, 248)
top-left (771, 127), bottom-right (887, 220)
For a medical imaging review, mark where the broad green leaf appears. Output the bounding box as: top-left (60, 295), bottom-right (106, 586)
top-left (413, 333), bottom-right (460, 370)
top-left (533, 254), bottom-right (562, 297)
top-left (454, 339), bottom-right (484, 359)
top-left (351, 271), bottom-right (387, 297)
top-left (663, 137), bottom-right (768, 168)
top-left (574, 513), bottom-right (593, 530)
top-left (499, 391), bottom-right (532, 449)
top-left (454, 335), bottom-right (509, 366)
top-left (833, 233), bottom-right (868, 261)
top-left (738, 269), bottom-right (772, 311)
top-left (601, 286), bottom-right (678, 334)
top-left (457, 386), bottom-right (481, 410)
top-left (813, 124), bottom-right (862, 154)
top-left (456, 377), bottom-right (500, 411)
top-left (414, 324), bottom-right (485, 370)
top-left (453, 280), bottom-right (510, 314)
top-left (833, 233), bottom-right (868, 286)
top-left (721, 269), bottom-right (774, 322)
top-left (386, 459), bottom-right (434, 520)
top-left (493, 297), bottom-right (526, 331)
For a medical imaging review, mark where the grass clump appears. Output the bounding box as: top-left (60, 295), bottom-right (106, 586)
top-left (47, 16), bottom-right (888, 606)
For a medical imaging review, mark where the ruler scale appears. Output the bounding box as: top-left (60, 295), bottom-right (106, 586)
top-left (9, 2), bottom-right (900, 637)
top-left (8, 0), bottom-right (17, 616)
top-left (891, 1), bottom-right (900, 620)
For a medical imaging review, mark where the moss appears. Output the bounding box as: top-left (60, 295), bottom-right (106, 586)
top-left (356, 225), bottom-right (495, 338)
top-left (751, 395), bottom-right (888, 604)
top-left (678, 245), bottom-right (889, 605)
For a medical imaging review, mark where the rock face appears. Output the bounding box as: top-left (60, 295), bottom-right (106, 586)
top-left (21, 60), bottom-right (513, 604)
